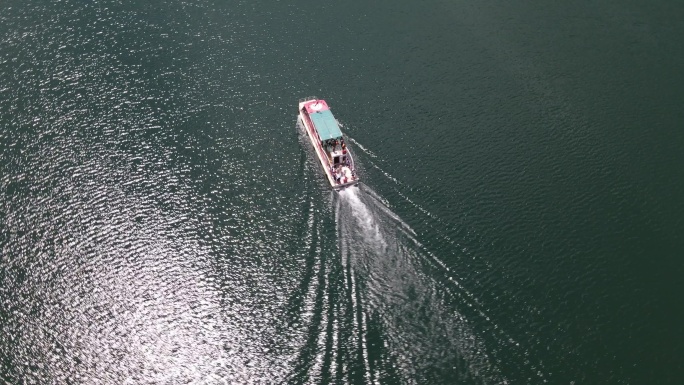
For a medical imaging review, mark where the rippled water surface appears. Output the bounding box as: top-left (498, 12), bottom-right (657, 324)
top-left (2, 0), bottom-right (683, 384)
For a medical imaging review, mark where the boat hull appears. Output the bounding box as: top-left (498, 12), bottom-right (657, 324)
top-left (298, 98), bottom-right (358, 190)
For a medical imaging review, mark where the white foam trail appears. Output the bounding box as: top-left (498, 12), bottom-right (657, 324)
top-left (335, 185), bottom-right (506, 384)
top-left (360, 184), bottom-right (416, 237)
top-left (335, 135), bottom-right (545, 383)
top-left (346, 136), bottom-right (377, 159)
top-left (339, 187), bottom-right (387, 253)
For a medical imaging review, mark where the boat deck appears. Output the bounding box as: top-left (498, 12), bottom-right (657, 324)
top-left (298, 98), bottom-right (358, 189)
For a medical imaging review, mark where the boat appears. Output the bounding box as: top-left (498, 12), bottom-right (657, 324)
top-left (298, 97), bottom-right (359, 189)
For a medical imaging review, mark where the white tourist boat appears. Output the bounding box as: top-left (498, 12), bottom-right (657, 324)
top-left (298, 97), bottom-right (359, 189)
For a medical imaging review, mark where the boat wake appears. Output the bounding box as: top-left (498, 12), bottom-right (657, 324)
top-left (291, 122), bottom-right (527, 384)
top-left (334, 185), bottom-right (506, 384)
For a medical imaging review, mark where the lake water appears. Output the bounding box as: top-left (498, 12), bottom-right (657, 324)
top-left (1, 0), bottom-right (683, 383)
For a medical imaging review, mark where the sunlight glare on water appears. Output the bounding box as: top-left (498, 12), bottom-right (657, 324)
top-left (2, 0), bottom-right (683, 383)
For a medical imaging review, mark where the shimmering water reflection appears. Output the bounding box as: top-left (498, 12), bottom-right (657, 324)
top-left (2, 0), bottom-right (684, 384)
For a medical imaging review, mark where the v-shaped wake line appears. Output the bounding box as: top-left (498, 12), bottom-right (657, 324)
top-left (334, 185), bottom-right (506, 384)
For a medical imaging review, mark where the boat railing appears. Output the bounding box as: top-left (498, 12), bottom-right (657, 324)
top-left (298, 96), bottom-right (318, 103)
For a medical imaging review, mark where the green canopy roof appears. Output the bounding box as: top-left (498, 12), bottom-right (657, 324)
top-left (310, 110), bottom-right (343, 141)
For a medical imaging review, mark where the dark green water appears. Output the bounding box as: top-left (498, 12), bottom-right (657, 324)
top-left (1, 0), bottom-right (683, 383)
